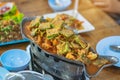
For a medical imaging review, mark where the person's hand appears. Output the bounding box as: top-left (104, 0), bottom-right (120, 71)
top-left (92, 0), bottom-right (120, 14)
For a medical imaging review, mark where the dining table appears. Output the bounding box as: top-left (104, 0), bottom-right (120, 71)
top-left (0, 0), bottom-right (120, 80)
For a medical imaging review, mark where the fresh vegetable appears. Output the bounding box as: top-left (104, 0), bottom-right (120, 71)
top-left (1, 5), bottom-right (24, 24)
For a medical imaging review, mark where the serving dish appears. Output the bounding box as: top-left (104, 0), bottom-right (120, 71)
top-left (29, 43), bottom-right (118, 80)
top-left (21, 14), bottom-right (118, 79)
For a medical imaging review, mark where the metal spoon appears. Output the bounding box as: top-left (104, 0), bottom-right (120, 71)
top-left (109, 45), bottom-right (120, 52)
top-left (73, 0), bottom-right (79, 18)
top-left (64, 25), bottom-right (79, 34)
top-left (64, 0), bottom-right (79, 34)
top-left (55, 0), bottom-right (61, 5)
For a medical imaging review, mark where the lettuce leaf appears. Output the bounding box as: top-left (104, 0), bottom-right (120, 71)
top-left (11, 13), bottom-right (24, 24)
top-left (2, 13), bottom-right (24, 24)
top-left (1, 5), bottom-right (24, 24)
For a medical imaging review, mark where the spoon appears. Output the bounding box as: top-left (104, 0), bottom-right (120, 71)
top-left (73, 0), bottom-right (79, 18)
top-left (64, 25), bottom-right (79, 34)
top-left (109, 45), bottom-right (120, 52)
top-left (64, 0), bottom-right (79, 34)
top-left (55, 0), bottom-right (61, 5)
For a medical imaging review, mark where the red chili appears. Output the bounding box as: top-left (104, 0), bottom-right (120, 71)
top-left (0, 6), bottom-right (10, 14)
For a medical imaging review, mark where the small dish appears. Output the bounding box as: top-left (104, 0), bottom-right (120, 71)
top-left (48, 0), bottom-right (71, 12)
top-left (4, 70), bottom-right (54, 80)
top-left (0, 49), bottom-right (31, 71)
top-left (0, 67), bottom-right (9, 80)
top-left (96, 36), bottom-right (120, 67)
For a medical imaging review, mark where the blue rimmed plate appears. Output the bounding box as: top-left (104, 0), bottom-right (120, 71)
top-left (0, 38), bottom-right (29, 46)
top-left (96, 36), bottom-right (120, 67)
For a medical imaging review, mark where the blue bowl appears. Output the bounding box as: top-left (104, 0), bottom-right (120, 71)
top-left (48, 0), bottom-right (72, 12)
top-left (0, 49), bottom-right (31, 72)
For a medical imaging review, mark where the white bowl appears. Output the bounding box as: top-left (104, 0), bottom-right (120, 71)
top-left (48, 0), bottom-right (72, 12)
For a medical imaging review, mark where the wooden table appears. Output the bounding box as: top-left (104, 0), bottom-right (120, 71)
top-left (0, 0), bottom-right (120, 80)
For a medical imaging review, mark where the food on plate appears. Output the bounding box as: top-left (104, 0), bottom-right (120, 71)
top-left (0, 2), bottom-right (24, 43)
top-left (24, 14), bottom-right (109, 75)
top-left (52, 14), bottom-right (84, 30)
top-left (0, 20), bottom-right (22, 42)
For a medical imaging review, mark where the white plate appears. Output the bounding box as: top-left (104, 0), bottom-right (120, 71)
top-left (42, 10), bottom-right (95, 34)
top-left (96, 36), bottom-right (120, 67)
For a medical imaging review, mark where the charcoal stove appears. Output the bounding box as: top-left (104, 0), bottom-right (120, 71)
top-left (28, 43), bottom-right (90, 80)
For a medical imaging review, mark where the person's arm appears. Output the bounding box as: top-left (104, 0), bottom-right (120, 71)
top-left (92, 0), bottom-right (120, 14)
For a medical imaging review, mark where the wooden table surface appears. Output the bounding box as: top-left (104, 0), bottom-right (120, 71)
top-left (0, 0), bottom-right (120, 80)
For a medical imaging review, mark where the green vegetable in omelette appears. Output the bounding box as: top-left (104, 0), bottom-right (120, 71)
top-left (57, 41), bottom-right (71, 55)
